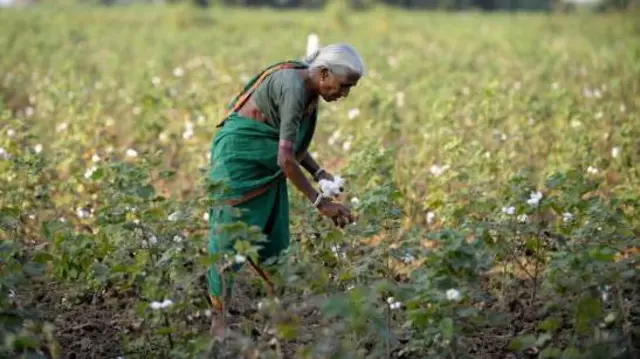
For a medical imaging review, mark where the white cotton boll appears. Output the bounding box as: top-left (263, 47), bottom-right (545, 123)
top-left (328, 130), bottom-right (340, 146)
top-left (173, 67), bottom-right (184, 77)
top-left (306, 33), bottom-right (320, 57)
top-left (387, 56), bottom-right (398, 68)
top-left (429, 164), bottom-right (450, 177)
top-left (91, 154), bottom-right (101, 162)
top-left (182, 129), bottom-right (193, 140)
top-left (601, 285), bottom-right (610, 302)
top-left (56, 122), bottom-right (68, 132)
top-left (84, 166), bottom-right (97, 180)
top-left (76, 207), bottom-right (90, 219)
top-left (203, 212), bottom-right (209, 221)
top-left (152, 76), bottom-right (161, 87)
top-left (162, 299), bottom-right (173, 308)
top-left (319, 176), bottom-right (345, 197)
top-left (33, 144), bottom-right (42, 154)
top-left (150, 299), bottom-right (173, 310)
top-left (587, 166), bottom-right (599, 175)
top-left (234, 254), bottom-right (246, 264)
top-left (6, 128), bottom-right (16, 137)
top-left (570, 120), bottom-right (582, 128)
top-left (386, 297), bottom-right (395, 304)
top-left (611, 147), bottom-right (621, 158)
top-left (350, 197), bottom-right (360, 206)
top-left (24, 106), bottom-right (35, 117)
top-left (347, 108), bottom-right (360, 120)
top-left (126, 149), bottom-right (138, 158)
top-left (526, 191), bottom-right (543, 206)
top-left (517, 214), bottom-right (528, 223)
top-left (342, 140), bottom-right (352, 152)
top-left (446, 288), bottom-right (461, 301)
top-left (502, 206), bottom-right (515, 215)
top-left (148, 235), bottom-right (158, 245)
top-left (395, 92), bottom-right (405, 107)
top-left (168, 212), bottom-right (180, 221)
top-left (402, 253), bottom-right (415, 264)
top-left (0, 148), bottom-right (11, 160)
top-left (426, 211), bottom-right (436, 225)
top-left (563, 212), bottom-right (574, 223)
top-left (172, 235), bottom-right (183, 243)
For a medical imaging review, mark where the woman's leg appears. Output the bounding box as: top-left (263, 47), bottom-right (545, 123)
top-left (206, 184), bottom-right (280, 304)
top-left (254, 180), bottom-right (291, 294)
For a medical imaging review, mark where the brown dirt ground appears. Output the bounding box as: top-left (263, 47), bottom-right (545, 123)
top-left (14, 260), bottom-right (639, 359)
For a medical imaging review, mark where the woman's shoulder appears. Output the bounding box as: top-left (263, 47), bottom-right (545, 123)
top-left (266, 68), bottom-right (305, 91)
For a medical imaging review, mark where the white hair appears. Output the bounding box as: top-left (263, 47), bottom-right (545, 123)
top-left (303, 43), bottom-right (366, 78)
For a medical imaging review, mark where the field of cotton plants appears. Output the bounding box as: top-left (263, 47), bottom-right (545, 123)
top-left (1, 4), bottom-right (640, 359)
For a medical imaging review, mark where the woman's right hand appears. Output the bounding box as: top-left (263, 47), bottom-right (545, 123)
top-left (318, 201), bottom-right (354, 227)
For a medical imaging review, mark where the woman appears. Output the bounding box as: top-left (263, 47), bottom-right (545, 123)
top-left (206, 43), bottom-right (365, 330)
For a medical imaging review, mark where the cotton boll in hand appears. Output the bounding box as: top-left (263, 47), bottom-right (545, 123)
top-left (319, 175), bottom-right (345, 198)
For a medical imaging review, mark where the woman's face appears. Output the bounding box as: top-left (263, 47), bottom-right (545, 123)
top-left (317, 68), bottom-right (360, 102)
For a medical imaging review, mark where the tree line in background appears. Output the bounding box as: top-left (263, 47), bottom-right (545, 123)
top-left (191, 0), bottom-right (636, 11)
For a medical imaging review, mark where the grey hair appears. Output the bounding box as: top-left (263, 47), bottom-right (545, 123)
top-left (303, 43), bottom-right (366, 77)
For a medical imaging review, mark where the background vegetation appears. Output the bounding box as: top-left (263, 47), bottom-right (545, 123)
top-left (1, 3), bottom-right (639, 358)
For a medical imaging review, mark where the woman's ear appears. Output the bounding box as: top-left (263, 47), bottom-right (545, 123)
top-left (320, 67), bottom-right (330, 82)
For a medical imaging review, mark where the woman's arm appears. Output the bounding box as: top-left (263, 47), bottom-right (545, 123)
top-left (278, 142), bottom-right (321, 204)
top-left (300, 151), bottom-right (321, 177)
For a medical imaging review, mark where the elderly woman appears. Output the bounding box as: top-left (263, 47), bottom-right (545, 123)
top-left (206, 43), bottom-right (365, 326)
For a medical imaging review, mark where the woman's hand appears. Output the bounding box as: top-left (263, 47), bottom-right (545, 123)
top-left (317, 201), bottom-right (353, 228)
top-left (315, 170), bottom-right (334, 182)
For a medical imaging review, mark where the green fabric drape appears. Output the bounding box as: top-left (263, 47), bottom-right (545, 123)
top-left (206, 61), bottom-right (317, 298)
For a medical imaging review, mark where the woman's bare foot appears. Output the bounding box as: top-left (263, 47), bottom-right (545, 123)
top-left (210, 315), bottom-right (226, 340)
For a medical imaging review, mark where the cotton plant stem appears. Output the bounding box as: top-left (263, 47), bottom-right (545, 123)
top-left (248, 257), bottom-right (275, 297)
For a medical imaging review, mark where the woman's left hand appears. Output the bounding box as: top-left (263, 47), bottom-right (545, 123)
top-left (316, 170), bottom-right (334, 182)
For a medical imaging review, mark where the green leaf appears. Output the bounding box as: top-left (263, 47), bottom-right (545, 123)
top-left (538, 317), bottom-right (561, 332)
top-left (156, 327), bottom-right (175, 335)
top-left (32, 251), bottom-right (54, 264)
top-left (136, 184), bottom-right (156, 199)
top-left (509, 334), bottom-right (536, 351)
top-left (322, 295), bottom-right (350, 318)
top-left (561, 347), bottom-right (582, 359)
top-left (42, 220), bottom-right (66, 241)
top-left (23, 262), bottom-right (46, 277)
top-left (90, 167), bottom-right (105, 180)
top-left (439, 317), bottom-right (454, 341)
top-left (535, 332), bottom-right (552, 347)
top-left (91, 262), bottom-right (109, 281)
top-left (276, 322), bottom-right (300, 340)
top-left (575, 296), bottom-right (602, 334)
top-left (540, 347), bottom-right (563, 358)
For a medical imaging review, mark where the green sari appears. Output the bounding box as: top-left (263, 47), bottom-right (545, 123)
top-left (207, 61), bottom-right (317, 298)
